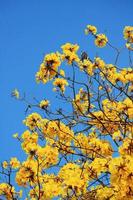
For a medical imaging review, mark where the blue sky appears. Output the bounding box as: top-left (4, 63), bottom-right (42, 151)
top-left (0, 0), bottom-right (133, 163)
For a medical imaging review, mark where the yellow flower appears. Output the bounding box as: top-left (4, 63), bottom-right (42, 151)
top-left (94, 57), bottom-right (105, 70)
top-left (36, 52), bottom-right (61, 84)
top-left (10, 157), bottom-right (20, 169)
top-left (123, 26), bottom-right (133, 40)
top-left (59, 163), bottom-right (88, 193)
top-left (11, 89), bottom-right (20, 99)
top-left (42, 174), bottom-right (63, 198)
top-left (96, 186), bottom-right (114, 200)
top-left (0, 183), bottom-right (15, 199)
top-left (95, 34), bottom-right (108, 47)
top-left (16, 159), bottom-right (38, 186)
top-left (85, 25), bottom-right (97, 35)
top-left (21, 130), bottom-right (31, 140)
top-left (44, 52), bottom-right (61, 68)
top-left (61, 50), bottom-right (80, 64)
top-left (53, 78), bottom-right (68, 93)
top-left (22, 142), bottom-right (38, 155)
top-left (61, 43), bottom-right (80, 64)
top-left (23, 113), bottom-right (42, 130)
top-left (78, 59), bottom-right (94, 75)
top-left (2, 161), bottom-right (8, 169)
top-left (39, 100), bottom-right (49, 109)
top-left (61, 43), bottom-right (79, 53)
top-left (37, 145), bottom-right (59, 168)
top-left (119, 138), bottom-right (133, 156)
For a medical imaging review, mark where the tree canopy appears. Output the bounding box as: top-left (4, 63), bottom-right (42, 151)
top-left (0, 25), bottom-right (133, 200)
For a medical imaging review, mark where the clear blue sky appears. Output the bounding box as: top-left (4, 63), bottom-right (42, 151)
top-left (0, 0), bottom-right (132, 162)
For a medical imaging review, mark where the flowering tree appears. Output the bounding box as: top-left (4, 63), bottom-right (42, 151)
top-left (0, 25), bottom-right (133, 200)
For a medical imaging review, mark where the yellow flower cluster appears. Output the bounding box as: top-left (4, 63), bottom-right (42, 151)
top-left (84, 157), bottom-right (109, 180)
top-left (78, 55), bottom-right (133, 85)
top-left (20, 130), bottom-right (59, 170)
top-left (85, 24), bottom-right (108, 47)
top-left (21, 130), bottom-right (38, 155)
top-left (36, 52), bottom-right (61, 84)
top-left (75, 132), bottom-right (113, 158)
top-left (41, 174), bottom-right (64, 198)
top-left (119, 137), bottom-right (133, 156)
top-left (96, 186), bottom-right (114, 200)
top-left (93, 57), bottom-right (105, 70)
top-left (78, 56), bottom-right (106, 76)
top-left (3, 157), bottom-right (20, 169)
top-left (59, 163), bottom-right (88, 195)
top-left (43, 120), bottom-right (74, 153)
top-left (78, 59), bottom-right (94, 75)
top-left (108, 155), bottom-right (133, 199)
top-left (1, 24), bottom-right (133, 200)
top-left (89, 97), bottom-right (133, 134)
top-left (53, 77), bottom-right (68, 93)
top-left (100, 64), bottom-right (133, 84)
top-left (78, 56), bottom-right (133, 85)
top-left (61, 43), bottom-right (80, 64)
top-left (16, 159), bottom-right (38, 186)
top-left (36, 145), bottom-right (59, 168)
top-left (23, 113), bottom-right (42, 130)
top-left (0, 183), bottom-right (22, 200)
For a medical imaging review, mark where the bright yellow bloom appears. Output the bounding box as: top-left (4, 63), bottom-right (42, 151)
top-left (16, 159), bottom-right (38, 186)
top-left (37, 145), bottom-right (59, 168)
top-left (96, 186), bottom-right (114, 200)
top-left (119, 137), bottom-right (133, 156)
top-left (39, 100), bottom-right (49, 109)
top-left (2, 161), bottom-right (8, 168)
top-left (21, 131), bottom-right (38, 155)
top-left (0, 183), bottom-right (15, 200)
top-left (61, 43), bottom-right (80, 64)
top-left (93, 57), bottom-right (105, 70)
top-left (10, 157), bottom-right (20, 169)
top-left (59, 163), bottom-right (88, 194)
top-left (75, 132), bottom-right (113, 158)
top-left (95, 34), bottom-right (108, 47)
top-left (61, 50), bottom-right (80, 64)
top-left (123, 26), bottom-right (133, 40)
top-left (61, 43), bottom-right (79, 53)
top-left (85, 25), bottom-right (97, 35)
top-left (23, 113), bottom-right (42, 130)
top-left (36, 52), bottom-right (61, 84)
top-left (53, 78), bottom-right (68, 93)
top-left (78, 59), bottom-right (94, 75)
